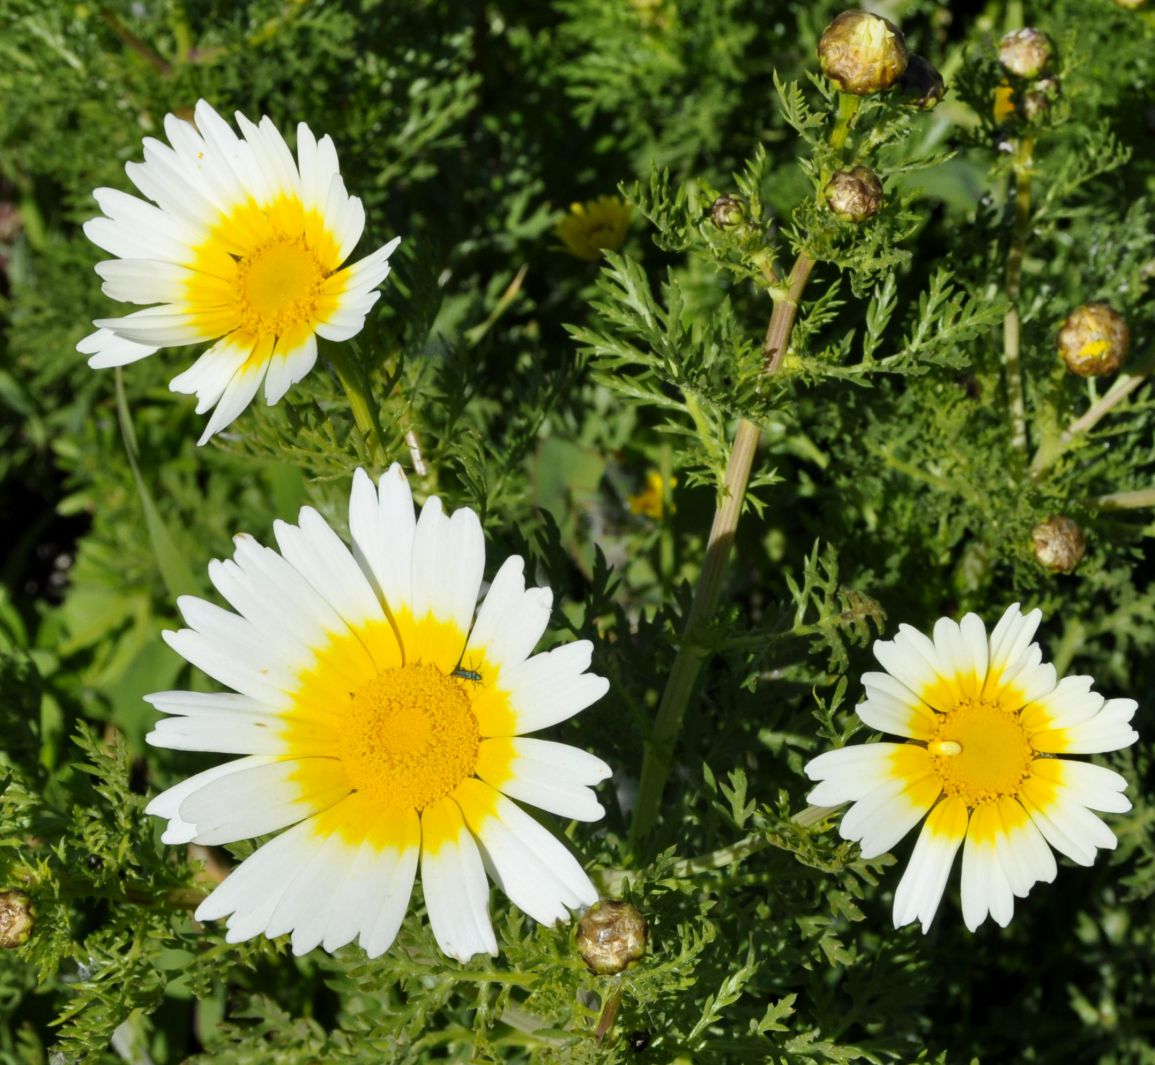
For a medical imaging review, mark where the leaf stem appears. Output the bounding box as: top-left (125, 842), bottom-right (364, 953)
top-left (1003, 135), bottom-right (1035, 452)
top-left (628, 254), bottom-right (814, 852)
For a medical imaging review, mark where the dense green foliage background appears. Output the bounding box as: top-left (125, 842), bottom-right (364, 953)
top-left (1, 0), bottom-right (1153, 1061)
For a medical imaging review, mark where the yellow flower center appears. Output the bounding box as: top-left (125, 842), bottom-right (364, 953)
top-left (338, 663), bottom-right (480, 811)
top-left (235, 236), bottom-right (327, 337)
top-left (927, 697), bottom-right (1034, 807)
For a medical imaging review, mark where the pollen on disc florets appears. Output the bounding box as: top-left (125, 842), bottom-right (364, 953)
top-left (234, 235), bottom-right (328, 337)
top-left (927, 698), bottom-right (1034, 806)
top-left (338, 663), bottom-right (480, 811)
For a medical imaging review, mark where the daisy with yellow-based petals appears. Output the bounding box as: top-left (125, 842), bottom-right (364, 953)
top-left (805, 604), bottom-right (1137, 933)
top-left (78, 99), bottom-right (399, 444)
top-left (145, 465), bottom-right (611, 960)
top-left (555, 195), bottom-right (631, 261)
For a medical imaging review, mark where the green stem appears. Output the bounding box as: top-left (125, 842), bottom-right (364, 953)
top-left (328, 344), bottom-right (386, 463)
top-left (628, 254), bottom-right (815, 853)
top-left (1003, 135), bottom-right (1034, 452)
top-left (1095, 487), bottom-right (1155, 511)
top-left (1030, 370), bottom-right (1149, 478)
top-left (829, 93), bottom-right (862, 155)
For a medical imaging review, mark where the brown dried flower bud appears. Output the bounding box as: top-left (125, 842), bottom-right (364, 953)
top-left (576, 899), bottom-right (647, 975)
top-left (1031, 516), bottom-right (1086, 574)
top-left (1058, 303), bottom-right (1130, 377)
top-left (710, 195), bottom-right (747, 232)
top-left (824, 166), bottom-right (884, 222)
top-left (818, 11), bottom-right (909, 96)
top-left (0, 891), bottom-right (34, 949)
top-left (998, 29), bottom-right (1053, 79)
top-left (898, 55), bottom-right (946, 110)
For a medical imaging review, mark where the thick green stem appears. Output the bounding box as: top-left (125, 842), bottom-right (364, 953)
top-left (628, 254), bottom-right (815, 852)
top-left (1003, 135), bottom-right (1034, 452)
top-left (328, 344), bottom-right (386, 463)
top-left (829, 93), bottom-right (862, 155)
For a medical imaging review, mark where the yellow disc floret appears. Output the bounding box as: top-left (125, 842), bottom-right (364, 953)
top-left (928, 698), bottom-right (1034, 806)
top-left (235, 236), bottom-right (327, 337)
top-left (339, 663), bottom-right (480, 811)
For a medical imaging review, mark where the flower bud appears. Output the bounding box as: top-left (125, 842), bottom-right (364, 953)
top-left (1058, 303), bottom-right (1130, 377)
top-left (709, 195), bottom-right (747, 232)
top-left (898, 55), bottom-right (945, 110)
top-left (576, 899), bottom-right (647, 975)
top-left (824, 166), bottom-right (883, 222)
top-left (1021, 76), bottom-right (1060, 120)
top-left (818, 11), bottom-right (909, 96)
top-left (0, 891), bottom-right (34, 949)
top-left (1031, 516), bottom-right (1086, 574)
top-left (998, 29), bottom-right (1053, 79)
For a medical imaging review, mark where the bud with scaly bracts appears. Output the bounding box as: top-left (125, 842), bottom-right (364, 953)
top-left (1021, 76), bottom-right (1060, 121)
top-left (1032, 516), bottom-right (1087, 574)
top-left (577, 899), bottom-right (648, 974)
top-left (998, 28), bottom-right (1053, 79)
top-left (818, 11), bottom-right (908, 96)
top-left (1058, 303), bottom-right (1130, 376)
top-left (709, 195), bottom-right (747, 232)
top-left (824, 166), bottom-right (884, 222)
top-left (899, 55), bottom-right (945, 110)
top-left (0, 891), bottom-right (33, 949)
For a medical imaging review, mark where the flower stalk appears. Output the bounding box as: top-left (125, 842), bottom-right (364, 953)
top-left (629, 254), bottom-right (814, 851)
top-left (1003, 134), bottom-right (1035, 452)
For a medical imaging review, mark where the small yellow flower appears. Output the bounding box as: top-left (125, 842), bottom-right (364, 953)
top-left (993, 82), bottom-right (1017, 121)
top-left (627, 471), bottom-right (677, 519)
top-left (555, 196), bottom-right (631, 262)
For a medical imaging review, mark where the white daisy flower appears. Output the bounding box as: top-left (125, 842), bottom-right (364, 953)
top-left (78, 99), bottom-right (400, 445)
top-left (805, 604), bottom-right (1138, 933)
top-left (145, 465), bottom-right (611, 961)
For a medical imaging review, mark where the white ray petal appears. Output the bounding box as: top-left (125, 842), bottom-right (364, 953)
top-left (480, 737), bottom-right (611, 821)
top-left (892, 796), bottom-right (967, 933)
top-left (410, 496), bottom-right (485, 637)
top-left (77, 328), bottom-right (158, 368)
top-left (348, 463), bottom-right (416, 615)
top-left (420, 799), bottom-right (497, 962)
top-left (465, 556), bottom-right (553, 677)
top-left (274, 507), bottom-right (386, 629)
top-left (499, 641), bottom-right (609, 734)
top-left (456, 780), bottom-right (596, 926)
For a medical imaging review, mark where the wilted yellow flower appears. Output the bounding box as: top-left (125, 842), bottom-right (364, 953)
top-left (556, 196), bottom-right (631, 261)
top-left (627, 470), bottom-right (677, 519)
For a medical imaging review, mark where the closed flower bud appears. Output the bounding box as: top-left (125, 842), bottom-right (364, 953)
top-left (710, 195), bottom-right (747, 232)
top-left (1031, 516), bottom-right (1086, 574)
top-left (899, 55), bottom-right (946, 110)
top-left (1022, 75), bottom-right (1060, 120)
top-left (818, 11), bottom-right (909, 96)
top-left (576, 899), bottom-right (647, 974)
top-left (1058, 303), bottom-right (1130, 376)
top-left (0, 891), bottom-right (33, 949)
top-left (998, 29), bottom-right (1053, 79)
top-left (824, 166), bottom-right (884, 222)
